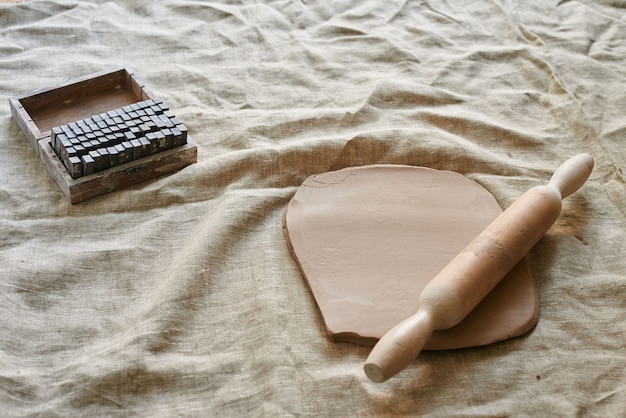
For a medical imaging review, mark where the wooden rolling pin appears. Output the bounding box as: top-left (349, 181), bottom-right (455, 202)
top-left (364, 153), bottom-right (594, 383)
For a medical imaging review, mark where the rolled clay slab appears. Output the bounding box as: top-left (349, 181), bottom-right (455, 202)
top-left (283, 165), bottom-right (539, 350)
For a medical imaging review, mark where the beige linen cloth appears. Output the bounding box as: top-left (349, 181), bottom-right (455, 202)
top-left (1, 1), bottom-right (624, 416)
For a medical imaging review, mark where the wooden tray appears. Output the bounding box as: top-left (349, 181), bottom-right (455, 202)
top-left (9, 67), bottom-right (197, 203)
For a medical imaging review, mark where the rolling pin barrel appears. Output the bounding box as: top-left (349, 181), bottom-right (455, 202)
top-left (364, 153), bottom-right (594, 383)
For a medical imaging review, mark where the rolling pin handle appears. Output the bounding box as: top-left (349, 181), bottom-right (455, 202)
top-left (547, 153), bottom-right (594, 199)
top-left (364, 310), bottom-right (434, 383)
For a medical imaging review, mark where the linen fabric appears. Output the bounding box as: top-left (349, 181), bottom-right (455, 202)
top-left (1, 1), bottom-right (624, 416)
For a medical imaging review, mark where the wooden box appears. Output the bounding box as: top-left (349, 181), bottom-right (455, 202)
top-left (9, 67), bottom-right (197, 204)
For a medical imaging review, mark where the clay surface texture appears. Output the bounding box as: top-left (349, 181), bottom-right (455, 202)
top-left (283, 165), bottom-right (539, 349)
